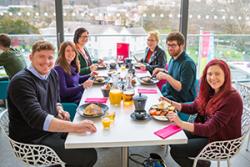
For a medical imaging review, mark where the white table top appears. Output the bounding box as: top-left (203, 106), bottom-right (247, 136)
top-left (65, 69), bottom-right (188, 149)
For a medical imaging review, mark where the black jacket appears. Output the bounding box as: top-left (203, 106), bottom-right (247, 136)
top-left (141, 45), bottom-right (167, 73)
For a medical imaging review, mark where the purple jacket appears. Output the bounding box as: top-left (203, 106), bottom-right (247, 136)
top-left (181, 89), bottom-right (243, 142)
top-left (54, 65), bottom-right (89, 103)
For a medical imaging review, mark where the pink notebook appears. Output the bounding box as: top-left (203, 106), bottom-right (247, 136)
top-left (84, 98), bottom-right (108, 104)
top-left (154, 125), bottom-right (182, 139)
top-left (135, 69), bottom-right (147, 73)
top-left (137, 88), bottom-right (158, 94)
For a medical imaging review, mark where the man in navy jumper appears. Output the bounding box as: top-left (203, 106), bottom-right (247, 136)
top-left (8, 40), bottom-right (97, 167)
top-left (153, 32), bottom-right (197, 103)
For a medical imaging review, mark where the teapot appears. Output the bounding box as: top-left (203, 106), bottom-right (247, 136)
top-left (133, 93), bottom-right (147, 111)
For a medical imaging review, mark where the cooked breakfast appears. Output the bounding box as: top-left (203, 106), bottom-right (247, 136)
top-left (142, 76), bottom-right (151, 83)
top-left (83, 103), bottom-right (102, 116)
top-left (98, 64), bottom-right (106, 68)
top-left (149, 101), bottom-right (175, 117)
top-left (107, 70), bottom-right (116, 76)
top-left (95, 76), bottom-right (105, 82)
top-left (158, 100), bottom-right (171, 110)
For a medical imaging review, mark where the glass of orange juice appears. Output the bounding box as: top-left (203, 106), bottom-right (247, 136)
top-left (123, 89), bottom-right (134, 105)
top-left (106, 111), bottom-right (116, 123)
top-left (102, 117), bottom-right (111, 129)
top-left (109, 89), bottom-right (122, 106)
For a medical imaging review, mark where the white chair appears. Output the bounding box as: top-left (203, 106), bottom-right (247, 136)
top-left (247, 133), bottom-right (250, 152)
top-left (0, 110), bottom-right (65, 167)
top-left (236, 82), bottom-right (250, 151)
top-left (192, 106), bottom-right (250, 167)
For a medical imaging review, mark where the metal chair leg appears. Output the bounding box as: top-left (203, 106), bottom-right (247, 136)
top-left (165, 145), bottom-right (169, 156)
top-left (227, 159), bottom-right (231, 167)
top-left (217, 160), bottom-right (220, 167)
top-left (192, 159), bottom-right (198, 167)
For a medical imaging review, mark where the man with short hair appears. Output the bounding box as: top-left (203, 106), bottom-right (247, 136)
top-left (0, 33), bottom-right (26, 79)
top-left (153, 32), bottom-right (196, 102)
top-left (8, 40), bottom-right (97, 167)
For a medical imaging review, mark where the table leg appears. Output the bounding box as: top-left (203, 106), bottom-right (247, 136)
top-left (121, 147), bottom-right (128, 167)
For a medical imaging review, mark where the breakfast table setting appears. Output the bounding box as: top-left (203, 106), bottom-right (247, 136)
top-left (65, 61), bottom-right (188, 167)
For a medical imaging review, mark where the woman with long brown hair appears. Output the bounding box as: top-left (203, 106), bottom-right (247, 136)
top-left (55, 41), bottom-right (94, 104)
top-left (162, 59), bottom-right (243, 167)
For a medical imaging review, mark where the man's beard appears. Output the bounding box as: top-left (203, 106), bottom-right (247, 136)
top-left (170, 49), bottom-right (182, 58)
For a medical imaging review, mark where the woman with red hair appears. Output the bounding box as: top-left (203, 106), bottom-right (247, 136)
top-left (162, 59), bottom-right (243, 167)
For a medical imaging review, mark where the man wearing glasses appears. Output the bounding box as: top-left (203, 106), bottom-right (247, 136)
top-left (153, 32), bottom-right (197, 103)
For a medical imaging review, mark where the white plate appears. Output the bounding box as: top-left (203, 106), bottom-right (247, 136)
top-left (152, 115), bottom-right (169, 122)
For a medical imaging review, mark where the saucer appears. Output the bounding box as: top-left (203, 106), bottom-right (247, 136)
top-left (130, 112), bottom-right (151, 121)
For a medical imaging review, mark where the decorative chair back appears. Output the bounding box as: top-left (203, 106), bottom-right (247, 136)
top-left (0, 110), bottom-right (65, 167)
top-left (236, 83), bottom-right (250, 151)
top-left (237, 83), bottom-right (250, 109)
top-left (192, 104), bottom-right (250, 167)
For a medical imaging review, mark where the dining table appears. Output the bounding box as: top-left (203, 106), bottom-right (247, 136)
top-left (65, 67), bottom-right (188, 167)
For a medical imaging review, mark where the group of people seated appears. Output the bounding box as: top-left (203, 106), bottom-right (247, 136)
top-left (0, 28), bottom-right (243, 167)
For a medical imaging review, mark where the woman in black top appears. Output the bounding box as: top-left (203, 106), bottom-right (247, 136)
top-left (139, 30), bottom-right (167, 74)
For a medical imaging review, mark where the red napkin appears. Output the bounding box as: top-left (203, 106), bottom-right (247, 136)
top-left (135, 69), bottom-right (147, 73)
top-left (84, 97), bottom-right (108, 103)
top-left (154, 125), bottom-right (182, 139)
top-left (137, 88), bottom-right (158, 94)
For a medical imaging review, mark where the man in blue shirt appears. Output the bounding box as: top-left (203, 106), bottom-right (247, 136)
top-left (8, 40), bottom-right (97, 167)
top-left (153, 32), bottom-right (196, 103)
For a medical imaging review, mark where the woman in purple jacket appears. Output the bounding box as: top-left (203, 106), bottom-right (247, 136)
top-left (55, 41), bottom-right (94, 104)
top-left (162, 59), bottom-right (243, 167)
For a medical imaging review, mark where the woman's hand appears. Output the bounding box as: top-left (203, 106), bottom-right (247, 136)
top-left (82, 80), bottom-right (94, 89)
top-left (160, 96), bottom-right (182, 111)
top-left (167, 111), bottom-right (195, 132)
top-left (56, 106), bottom-right (70, 121)
top-left (167, 111), bottom-right (182, 126)
top-left (58, 111), bottom-right (70, 121)
top-left (73, 120), bottom-right (97, 133)
top-left (90, 64), bottom-right (98, 71)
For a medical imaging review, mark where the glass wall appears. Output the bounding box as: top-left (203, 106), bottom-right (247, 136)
top-left (62, 0), bottom-right (180, 60)
top-left (187, 0), bottom-right (250, 81)
top-left (0, 0), bottom-right (57, 63)
top-left (1, 0), bottom-right (249, 82)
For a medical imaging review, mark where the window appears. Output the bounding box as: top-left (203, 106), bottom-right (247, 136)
top-left (0, 1), bottom-right (57, 64)
top-left (62, 0), bottom-right (180, 60)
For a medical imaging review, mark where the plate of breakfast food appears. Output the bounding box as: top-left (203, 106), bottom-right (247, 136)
top-left (149, 101), bottom-right (175, 121)
top-left (77, 103), bottom-right (108, 118)
top-left (107, 70), bottom-right (117, 76)
top-left (90, 76), bottom-right (110, 84)
top-left (138, 76), bottom-right (158, 85)
top-left (97, 64), bottom-right (106, 70)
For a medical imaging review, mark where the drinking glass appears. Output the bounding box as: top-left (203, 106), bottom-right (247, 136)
top-left (102, 117), bottom-right (111, 129)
